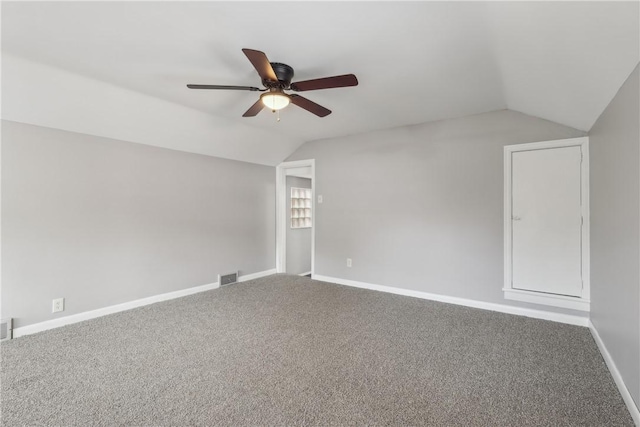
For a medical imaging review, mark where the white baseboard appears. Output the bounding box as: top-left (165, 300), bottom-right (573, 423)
top-left (589, 321), bottom-right (640, 425)
top-left (299, 271), bottom-right (312, 276)
top-left (313, 275), bottom-right (589, 327)
top-left (238, 268), bottom-right (277, 282)
top-left (13, 268), bottom-right (276, 338)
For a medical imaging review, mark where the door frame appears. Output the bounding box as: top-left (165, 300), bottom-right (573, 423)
top-left (275, 159), bottom-right (315, 275)
top-left (503, 137), bottom-right (590, 312)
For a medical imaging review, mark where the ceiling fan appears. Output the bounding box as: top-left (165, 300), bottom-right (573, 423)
top-left (187, 48), bottom-right (358, 118)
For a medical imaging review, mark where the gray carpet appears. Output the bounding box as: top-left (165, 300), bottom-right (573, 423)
top-left (0, 274), bottom-right (633, 426)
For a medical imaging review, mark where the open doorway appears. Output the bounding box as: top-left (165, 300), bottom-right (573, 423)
top-left (276, 160), bottom-right (315, 277)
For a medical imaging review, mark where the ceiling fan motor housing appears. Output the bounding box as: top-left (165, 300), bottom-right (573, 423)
top-left (266, 62), bottom-right (294, 88)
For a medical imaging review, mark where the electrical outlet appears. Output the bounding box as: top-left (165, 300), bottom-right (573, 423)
top-left (52, 298), bottom-right (64, 313)
top-left (346, 258), bottom-right (352, 267)
top-left (317, 195), bottom-right (323, 204)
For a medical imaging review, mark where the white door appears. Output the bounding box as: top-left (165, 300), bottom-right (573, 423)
top-left (511, 146), bottom-right (583, 297)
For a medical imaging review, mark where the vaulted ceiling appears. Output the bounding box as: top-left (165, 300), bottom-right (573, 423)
top-left (2, 2), bottom-right (638, 166)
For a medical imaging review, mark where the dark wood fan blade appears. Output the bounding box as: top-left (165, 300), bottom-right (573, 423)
top-left (242, 99), bottom-right (265, 117)
top-left (187, 84), bottom-right (261, 91)
top-left (290, 74), bottom-right (358, 92)
top-left (289, 94), bottom-right (331, 117)
top-left (242, 48), bottom-right (277, 82)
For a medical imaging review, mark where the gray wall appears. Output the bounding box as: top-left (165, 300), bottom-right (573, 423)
top-left (590, 65), bottom-right (640, 408)
top-left (287, 109), bottom-right (587, 315)
top-left (286, 176), bottom-right (312, 275)
top-left (2, 120), bottom-right (276, 328)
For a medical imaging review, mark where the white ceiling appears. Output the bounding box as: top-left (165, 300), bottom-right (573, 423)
top-left (2, 1), bottom-right (638, 166)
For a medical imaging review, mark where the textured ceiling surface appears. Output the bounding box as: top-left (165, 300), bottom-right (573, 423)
top-left (2, 2), bottom-right (638, 165)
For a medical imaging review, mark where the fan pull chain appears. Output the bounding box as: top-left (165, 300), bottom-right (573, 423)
top-left (276, 109), bottom-right (281, 122)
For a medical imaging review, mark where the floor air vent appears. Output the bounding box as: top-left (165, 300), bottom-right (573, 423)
top-left (218, 271), bottom-right (238, 287)
top-left (1, 318), bottom-right (13, 341)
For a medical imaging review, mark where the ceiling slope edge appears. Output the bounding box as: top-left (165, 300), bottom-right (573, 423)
top-left (1, 53), bottom-right (304, 167)
top-left (584, 61), bottom-right (640, 133)
top-left (287, 108), bottom-right (585, 157)
top-left (504, 60), bottom-right (640, 134)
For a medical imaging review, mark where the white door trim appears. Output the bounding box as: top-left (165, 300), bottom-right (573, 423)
top-left (504, 137), bottom-right (590, 312)
top-left (276, 159), bottom-right (315, 275)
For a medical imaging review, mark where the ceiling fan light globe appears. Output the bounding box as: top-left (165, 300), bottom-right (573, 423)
top-left (261, 93), bottom-right (290, 111)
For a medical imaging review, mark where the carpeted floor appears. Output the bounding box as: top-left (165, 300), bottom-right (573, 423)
top-left (0, 274), bottom-right (633, 426)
